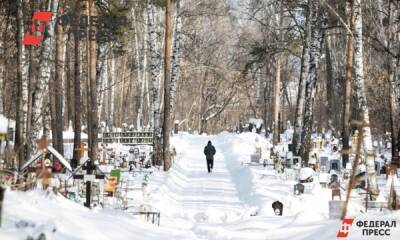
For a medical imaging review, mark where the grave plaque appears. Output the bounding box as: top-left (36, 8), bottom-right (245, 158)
top-left (251, 154), bottom-right (260, 163)
top-left (294, 183), bottom-right (305, 195)
top-left (374, 161), bottom-right (381, 176)
top-left (330, 159), bottom-right (341, 172)
top-left (320, 157), bottom-right (329, 169)
top-left (286, 158), bottom-right (293, 169)
top-left (293, 156), bottom-right (301, 166)
top-left (272, 201), bottom-right (283, 216)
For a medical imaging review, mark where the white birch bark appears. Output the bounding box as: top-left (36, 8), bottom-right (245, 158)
top-left (137, 11), bottom-right (148, 130)
top-left (97, 45), bottom-right (108, 122)
top-left (292, 1), bottom-right (312, 155)
top-left (353, 0), bottom-right (379, 196)
top-left (16, 0), bottom-right (29, 152)
top-left (169, 0), bottom-right (183, 113)
top-left (30, 0), bottom-right (59, 149)
top-left (147, 1), bottom-right (161, 135)
top-left (300, 0), bottom-right (323, 162)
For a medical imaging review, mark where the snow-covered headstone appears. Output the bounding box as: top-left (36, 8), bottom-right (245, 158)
top-left (299, 168), bottom-right (314, 182)
top-left (319, 156), bottom-right (328, 170)
top-left (294, 183), bottom-right (304, 195)
top-left (272, 201), bottom-right (283, 216)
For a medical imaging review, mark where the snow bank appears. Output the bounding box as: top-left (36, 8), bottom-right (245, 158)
top-left (0, 190), bottom-right (198, 240)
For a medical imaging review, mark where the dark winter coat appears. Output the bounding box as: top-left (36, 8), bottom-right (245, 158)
top-left (204, 142), bottom-right (216, 160)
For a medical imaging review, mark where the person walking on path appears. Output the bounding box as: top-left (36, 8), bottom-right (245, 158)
top-left (204, 141), bottom-right (216, 173)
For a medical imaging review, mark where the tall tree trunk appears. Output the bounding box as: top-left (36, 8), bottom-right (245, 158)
top-left (341, 0), bottom-right (355, 168)
top-left (43, 100), bottom-right (51, 138)
top-left (72, 0), bottom-right (81, 169)
top-left (199, 70), bottom-right (208, 133)
top-left (97, 45), bottom-right (108, 123)
top-left (169, 0), bottom-right (182, 116)
top-left (325, 32), bottom-right (334, 130)
top-left (299, 0), bottom-right (323, 164)
top-left (137, 11), bottom-right (148, 129)
top-left (65, 33), bottom-right (74, 129)
top-left (273, 3), bottom-right (283, 146)
top-left (273, 55), bottom-right (281, 145)
top-left (292, 2), bottom-right (312, 155)
top-left (147, 1), bottom-right (162, 166)
top-left (163, 0), bottom-right (173, 171)
top-left (107, 56), bottom-right (115, 128)
top-left (87, 0), bottom-right (98, 162)
top-left (15, 0), bottom-right (29, 168)
top-left (54, 3), bottom-right (64, 155)
top-left (386, 0), bottom-right (399, 167)
top-left (353, 0), bottom-right (379, 198)
top-left (30, 0), bottom-right (59, 152)
top-left (133, 8), bottom-right (143, 129)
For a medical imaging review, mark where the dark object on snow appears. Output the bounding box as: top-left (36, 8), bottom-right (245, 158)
top-left (272, 201), bottom-right (283, 216)
top-left (248, 124), bottom-right (253, 132)
top-left (174, 122), bottom-right (179, 134)
top-left (132, 211), bottom-right (161, 226)
top-left (294, 183), bottom-right (305, 195)
top-left (204, 141), bottom-right (216, 173)
top-left (239, 121), bottom-right (243, 133)
top-left (207, 159), bottom-right (214, 173)
top-left (0, 186), bottom-right (4, 227)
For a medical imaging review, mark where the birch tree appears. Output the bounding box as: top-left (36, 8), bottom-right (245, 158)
top-left (147, 0), bottom-right (162, 165)
top-left (292, 2), bottom-right (311, 155)
top-left (273, 3), bottom-right (283, 146)
top-left (169, 0), bottom-right (183, 115)
top-left (341, 0), bottom-right (355, 168)
top-left (353, 0), bottom-right (379, 197)
top-left (15, 0), bottom-right (29, 166)
top-left (30, 0), bottom-right (59, 152)
top-left (299, 0), bottom-right (324, 163)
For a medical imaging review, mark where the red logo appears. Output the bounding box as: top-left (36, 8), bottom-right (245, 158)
top-left (337, 218), bottom-right (355, 238)
top-left (22, 12), bottom-right (53, 46)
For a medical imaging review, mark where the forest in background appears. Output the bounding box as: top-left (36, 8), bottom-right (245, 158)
top-left (0, 0), bottom-right (399, 176)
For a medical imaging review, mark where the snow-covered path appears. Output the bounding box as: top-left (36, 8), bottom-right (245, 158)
top-left (152, 134), bottom-right (248, 231)
top-left (150, 133), bottom-right (340, 239)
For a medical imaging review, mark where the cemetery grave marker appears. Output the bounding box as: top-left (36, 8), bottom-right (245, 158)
top-left (330, 159), bottom-right (341, 172)
top-left (319, 156), bottom-right (329, 170)
top-left (272, 201), bottom-right (283, 216)
top-left (294, 183), bottom-right (304, 195)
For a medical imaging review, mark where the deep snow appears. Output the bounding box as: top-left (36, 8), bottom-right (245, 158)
top-left (1, 132), bottom-right (399, 239)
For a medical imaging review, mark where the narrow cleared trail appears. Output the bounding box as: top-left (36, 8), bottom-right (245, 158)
top-left (153, 134), bottom-right (247, 225)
